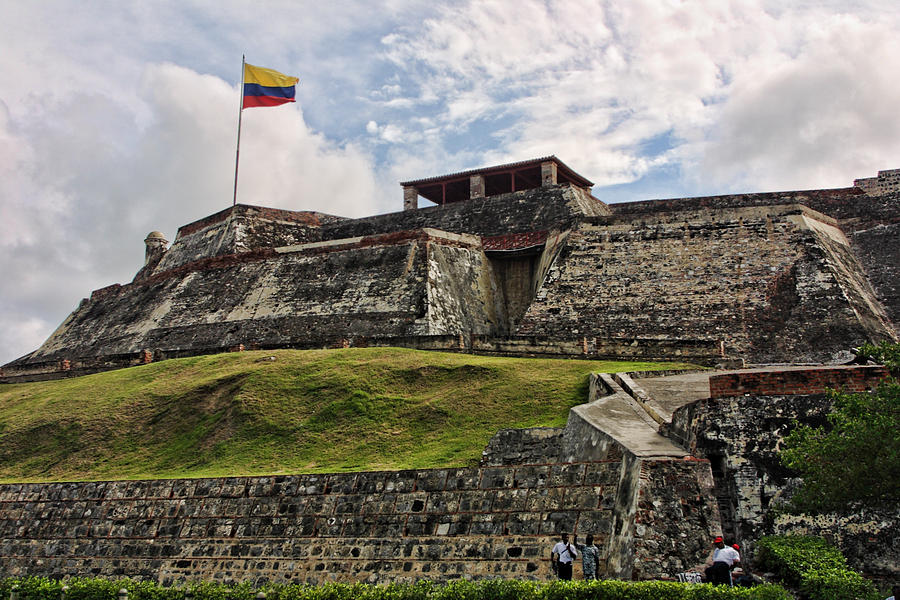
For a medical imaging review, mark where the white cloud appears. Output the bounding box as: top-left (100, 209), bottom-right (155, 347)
top-left (694, 12), bottom-right (900, 191)
top-left (376, 0), bottom-right (900, 193)
top-left (0, 61), bottom-right (382, 365)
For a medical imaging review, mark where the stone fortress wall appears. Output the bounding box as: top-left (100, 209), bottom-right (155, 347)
top-left (0, 451), bottom-right (716, 584)
top-left (0, 160), bottom-right (898, 583)
top-left (1, 364), bottom-right (894, 584)
top-left (660, 365), bottom-right (899, 580)
top-left (3, 162), bottom-right (899, 383)
top-left (516, 203), bottom-right (892, 363)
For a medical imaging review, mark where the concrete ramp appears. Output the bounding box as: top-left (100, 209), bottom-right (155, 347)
top-left (562, 373), bottom-right (686, 460)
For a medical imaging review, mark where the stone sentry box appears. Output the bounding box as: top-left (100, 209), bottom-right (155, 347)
top-left (0, 458), bottom-right (716, 584)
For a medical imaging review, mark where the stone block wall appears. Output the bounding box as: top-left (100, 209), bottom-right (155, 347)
top-left (7, 231), bottom-right (503, 370)
top-left (320, 185), bottom-right (608, 241)
top-left (608, 187), bottom-right (864, 222)
top-left (852, 221), bottom-right (900, 330)
top-left (773, 509), bottom-right (900, 580)
top-left (665, 391), bottom-right (832, 549)
top-left (153, 206), bottom-right (345, 274)
top-left (0, 464), bottom-right (618, 584)
top-left (516, 205), bottom-right (893, 363)
top-left (629, 459), bottom-right (720, 579)
top-left (663, 371), bottom-right (897, 579)
top-left (480, 428), bottom-right (564, 467)
top-left (854, 169), bottom-right (900, 197)
top-left (0, 458), bottom-right (718, 584)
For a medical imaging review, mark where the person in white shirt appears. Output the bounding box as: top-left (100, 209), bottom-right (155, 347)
top-left (551, 533), bottom-right (578, 580)
top-left (704, 536), bottom-right (740, 585)
top-left (886, 584), bottom-right (900, 600)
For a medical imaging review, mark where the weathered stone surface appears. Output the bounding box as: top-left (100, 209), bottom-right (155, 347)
top-left (6, 231), bottom-right (499, 368)
top-left (480, 428), bottom-right (563, 467)
top-left (517, 205), bottom-right (895, 363)
top-left (663, 382), bottom-right (898, 577)
top-left (319, 184), bottom-right (608, 240)
top-left (0, 459), bottom-right (718, 584)
top-left (3, 171), bottom-right (898, 381)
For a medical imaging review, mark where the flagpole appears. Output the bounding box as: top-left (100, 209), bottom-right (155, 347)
top-left (232, 55), bottom-right (246, 207)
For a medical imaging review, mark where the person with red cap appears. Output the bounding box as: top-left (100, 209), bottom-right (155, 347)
top-left (705, 536), bottom-right (740, 585)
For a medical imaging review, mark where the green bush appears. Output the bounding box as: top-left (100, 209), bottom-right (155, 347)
top-left (0, 577), bottom-right (791, 600)
top-left (779, 380), bottom-right (900, 512)
top-left (755, 535), bottom-right (880, 600)
top-left (856, 341), bottom-right (900, 376)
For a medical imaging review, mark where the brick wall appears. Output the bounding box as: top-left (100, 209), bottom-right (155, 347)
top-left (708, 365), bottom-right (889, 398)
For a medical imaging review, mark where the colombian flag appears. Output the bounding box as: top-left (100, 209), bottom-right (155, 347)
top-left (243, 63), bottom-right (299, 108)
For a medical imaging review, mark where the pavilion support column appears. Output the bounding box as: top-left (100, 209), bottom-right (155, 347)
top-left (541, 161), bottom-right (558, 186)
top-left (470, 174), bottom-right (485, 199)
top-left (403, 185), bottom-right (418, 211)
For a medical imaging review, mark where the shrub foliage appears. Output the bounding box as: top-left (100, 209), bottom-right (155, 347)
top-left (755, 535), bottom-right (880, 600)
top-left (856, 341), bottom-right (900, 376)
top-left (0, 577), bottom-right (791, 600)
top-left (779, 379), bottom-right (900, 512)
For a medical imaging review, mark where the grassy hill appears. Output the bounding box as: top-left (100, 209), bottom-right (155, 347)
top-left (0, 348), bottom-right (697, 482)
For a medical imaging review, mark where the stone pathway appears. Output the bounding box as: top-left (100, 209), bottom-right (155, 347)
top-left (579, 366), bottom-right (838, 457)
top-left (570, 373), bottom-right (687, 458)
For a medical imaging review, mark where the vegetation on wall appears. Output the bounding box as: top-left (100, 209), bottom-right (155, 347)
top-left (856, 340), bottom-right (900, 376)
top-left (0, 348), bottom-right (696, 483)
top-left (779, 343), bottom-right (900, 513)
top-left (0, 577), bottom-right (792, 600)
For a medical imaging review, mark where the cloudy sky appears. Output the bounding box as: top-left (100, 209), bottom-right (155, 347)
top-left (1, 0), bottom-right (899, 366)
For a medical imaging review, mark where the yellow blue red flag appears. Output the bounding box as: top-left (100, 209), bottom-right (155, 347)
top-left (243, 63), bottom-right (299, 108)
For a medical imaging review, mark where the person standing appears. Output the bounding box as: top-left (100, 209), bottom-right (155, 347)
top-left (576, 534), bottom-right (601, 580)
top-left (551, 533), bottom-right (578, 580)
top-left (886, 584), bottom-right (900, 600)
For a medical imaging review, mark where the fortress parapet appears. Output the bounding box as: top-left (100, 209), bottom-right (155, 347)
top-left (854, 168), bottom-right (900, 196)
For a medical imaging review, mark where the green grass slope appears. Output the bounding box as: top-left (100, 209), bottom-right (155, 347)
top-left (0, 348), bottom-right (697, 482)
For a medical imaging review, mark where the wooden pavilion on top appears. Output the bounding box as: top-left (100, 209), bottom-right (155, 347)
top-left (400, 156), bottom-right (594, 210)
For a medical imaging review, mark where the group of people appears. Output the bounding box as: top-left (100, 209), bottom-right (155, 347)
top-left (550, 533), bottom-right (600, 580)
top-left (551, 532), bottom-right (898, 597)
top-left (704, 536), bottom-right (742, 586)
top-left (550, 532), bottom-right (743, 584)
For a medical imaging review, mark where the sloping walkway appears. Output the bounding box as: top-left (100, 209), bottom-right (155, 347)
top-left (574, 365), bottom-right (857, 457)
top-left (570, 373), bottom-right (687, 458)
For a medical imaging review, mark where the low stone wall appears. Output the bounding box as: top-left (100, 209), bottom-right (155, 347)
top-left (0, 458), bottom-right (717, 584)
top-left (0, 335), bottom-right (726, 384)
top-left (0, 464), bottom-right (617, 584)
top-left (608, 187), bottom-right (863, 221)
top-left (774, 508), bottom-right (900, 580)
